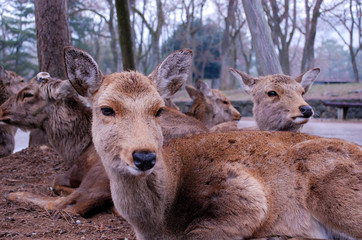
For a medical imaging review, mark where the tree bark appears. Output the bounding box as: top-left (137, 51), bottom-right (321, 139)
top-left (220, 0), bottom-right (236, 90)
top-left (242, 0), bottom-right (282, 75)
top-left (301, 0), bottom-right (323, 72)
top-left (115, 0), bottom-right (136, 71)
top-left (34, 0), bottom-right (71, 79)
top-left (33, 0), bottom-right (70, 147)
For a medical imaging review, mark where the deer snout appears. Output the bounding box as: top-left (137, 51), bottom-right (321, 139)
top-left (132, 151), bottom-right (156, 171)
top-left (299, 105), bottom-right (313, 118)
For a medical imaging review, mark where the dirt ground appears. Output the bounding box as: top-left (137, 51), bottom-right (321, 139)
top-left (0, 146), bottom-right (135, 240)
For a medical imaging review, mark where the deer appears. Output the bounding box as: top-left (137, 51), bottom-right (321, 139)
top-left (185, 79), bottom-right (241, 132)
top-left (230, 68), bottom-right (320, 132)
top-left (0, 65), bottom-right (26, 157)
top-left (64, 47), bottom-right (362, 239)
top-left (0, 48), bottom-right (208, 216)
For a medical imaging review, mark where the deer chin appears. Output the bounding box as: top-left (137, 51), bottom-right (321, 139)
top-left (292, 116), bottom-right (310, 124)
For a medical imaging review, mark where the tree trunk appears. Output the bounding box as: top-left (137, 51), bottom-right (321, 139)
top-left (301, 0), bottom-right (323, 72)
top-left (34, 0), bottom-right (70, 79)
top-left (220, 0), bottom-right (236, 90)
top-left (33, 0), bottom-right (70, 147)
top-left (115, 0), bottom-right (136, 71)
top-left (107, 0), bottom-right (118, 72)
top-left (349, 46), bottom-right (360, 83)
top-left (242, 0), bottom-right (282, 75)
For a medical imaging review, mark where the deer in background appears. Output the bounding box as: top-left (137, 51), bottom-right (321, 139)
top-left (185, 79), bottom-right (241, 132)
top-left (230, 68), bottom-right (320, 132)
top-left (0, 48), bottom-right (207, 216)
top-left (65, 47), bottom-right (361, 239)
top-left (0, 65), bottom-right (26, 157)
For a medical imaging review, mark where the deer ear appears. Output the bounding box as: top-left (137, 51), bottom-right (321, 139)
top-left (196, 79), bottom-right (212, 97)
top-left (295, 68), bottom-right (320, 93)
top-left (148, 49), bottom-right (192, 99)
top-left (229, 68), bottom-right (258, 94)
top-left (185, 85), bottom-right (199, 100)
top-left (64, 46), bottom-right (102, 98)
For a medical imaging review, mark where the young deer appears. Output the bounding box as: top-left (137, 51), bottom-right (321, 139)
top-left (0, 48), bottom-right (207, 216)
top-left (65, 47), bottom-right (361, 239)
top-left (0, 65), bottom-right (25, 157)
top-left (230, 68), bottom-right (320, 132)
top-left (186, 79), bottom-right (241, 131)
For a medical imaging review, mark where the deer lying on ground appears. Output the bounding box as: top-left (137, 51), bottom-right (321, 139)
top-left (0, 65), bottom-right (26, 157)
top-left (185, 79), bottom-right (241, 132)
top-left (230, 68), bottom-right (320, 132)
top-left (0, 49), bottom-right (207, 216)
top-left (64, 46), bottom-right (362, 239)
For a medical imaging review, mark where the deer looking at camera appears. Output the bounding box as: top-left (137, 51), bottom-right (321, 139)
top-left (65, 47), bottom-right (361, 239)
top-left (0, 48), bottom-right (207, 216)
top-left (0, 65), bottom-right (26, 157)
top-left (230, 68), bottom-right (320, 132)
top-left (185, 79), bottom-right (241, 132)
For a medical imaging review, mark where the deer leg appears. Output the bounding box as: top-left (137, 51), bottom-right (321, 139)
top-left (8, 192), bottom-right (73, 211)
top-left (184, 168), bottom-right (268, 239)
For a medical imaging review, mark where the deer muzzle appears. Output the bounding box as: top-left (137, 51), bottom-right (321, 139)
top-left (132, 150), bottom-right (156, 172)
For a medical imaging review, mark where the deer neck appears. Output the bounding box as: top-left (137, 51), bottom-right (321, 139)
top-left (43, 100), bottom-right (92, 168)
top-left (108, 154), bottom-right (175, 239)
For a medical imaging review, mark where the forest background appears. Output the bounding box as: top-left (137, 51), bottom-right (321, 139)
top-left (0, 0), bottom-right (360, 91)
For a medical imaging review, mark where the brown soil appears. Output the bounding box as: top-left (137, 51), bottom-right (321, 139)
top-left (0, 146), bottom-right (135, 240)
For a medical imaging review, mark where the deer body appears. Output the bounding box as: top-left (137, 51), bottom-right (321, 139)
top-left (64, 47), bottom-right (361, 239)
top-left (230, 68), bottom-right (320, 132)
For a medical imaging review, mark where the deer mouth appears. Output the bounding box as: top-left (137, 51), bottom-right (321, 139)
top-left (292, 116), bottom-right (310, 124)
top-left (0, 118), bottom-right (11, 125)
top-left (126, 165), bottom-right (154, 176)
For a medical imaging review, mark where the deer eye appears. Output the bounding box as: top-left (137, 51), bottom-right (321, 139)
top-left (155, 108), bottom-right (164, 117)
top-left (267, 91), bottom-right (278, 97)
top-left (302, 91), bottom-right (305, 96)
top-left (101, 107), bottom-right (115, 116)
top-left (23, 92), bottom-right (34, 98)
top-left (222, 100), bottom-right (228, 104)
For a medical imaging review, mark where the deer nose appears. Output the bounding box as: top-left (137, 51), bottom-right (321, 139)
top-left (132, 151), bottom-right (156, 171)
top-left (299, 105), bottom-right (313, 118)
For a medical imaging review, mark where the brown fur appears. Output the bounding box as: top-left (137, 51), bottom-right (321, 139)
top-left (0, 48), bottom-right (205, 216)
top-left (186, 79), bottom-right (241, 130)
top-left (0, 65), bottom-right (25, 157)
top-left (67, 47), bottom-right (361, 239)
top-left (230, 68), bottom-right (320, 132)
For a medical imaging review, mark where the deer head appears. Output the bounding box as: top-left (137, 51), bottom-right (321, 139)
top-left (230, 68), bottom-right (320, 132)
top-left (186, 79), bottom-right (241, 128)
top-left (64, 47), bottom-right (192, 176)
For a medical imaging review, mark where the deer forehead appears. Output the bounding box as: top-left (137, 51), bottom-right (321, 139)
top-left (94, 72), bottom-right (164, 113)
top-left (255, 76), bottom-right (304, 96)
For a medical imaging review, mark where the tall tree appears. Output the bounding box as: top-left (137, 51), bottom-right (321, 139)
top-left (0, 1), bottom-right (36, 77)
top-left (322, 0), bottom-right (361, 82)
top-left (242, 0), bottom-right (282, 75)
top-left (300, 0), bottom-right (323, 73)
top-left (132, 0), bottom-right (165, 70)
top-left (219, 0), bottom-right (237, 90)
top-left (262, 0), bottom-right (297, 75)
top-left (115, 0), bottom-right (136, 71)
top-left (34, 0), bottom-right (71, 79)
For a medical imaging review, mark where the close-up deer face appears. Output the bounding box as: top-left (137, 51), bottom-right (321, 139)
top-left (186, 79), bottom-right (241, 128)
top-left (91, 72), bottom-right (165, 177)
top-left (64, 47), bottom-right (192, 178)
top-left (0, 83), bottom-right (48, 129)
top-left (230, 68), bottom-right (320, 132)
